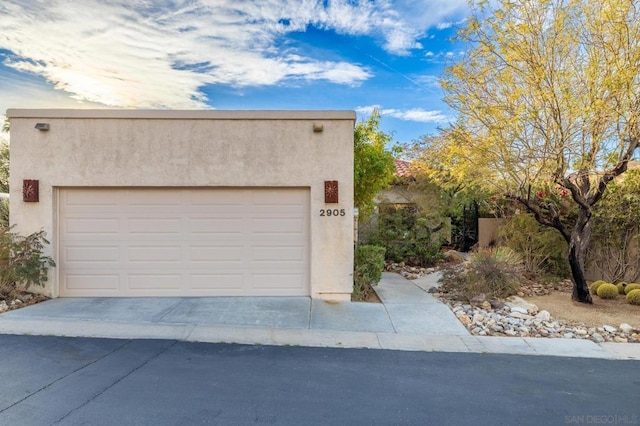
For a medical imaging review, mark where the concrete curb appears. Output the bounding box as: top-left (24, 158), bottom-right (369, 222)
top-left (1, 318), bottom-right (637, 360)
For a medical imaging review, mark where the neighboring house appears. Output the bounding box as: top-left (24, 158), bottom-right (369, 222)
top-left (8, 109), bottom-right (355, 300)
top-left (375, 160), bottom-right (418, 205)
top-left (360, 160), bottom-right (451, 244)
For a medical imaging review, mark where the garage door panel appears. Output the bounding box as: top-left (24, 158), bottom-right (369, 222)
top-left (128, 190), bottom-right (182, 206)
top-left (252, 246), bottom-right (305, 261)
top-left (252, 218), bottom-right (305, 234)
top-left (66, 275), bottom-right (119, 291)
top-left (64, 190), bottom-right (119, 206)
top-left (65, 218), bottom-right (120, 234)
top-left (188, 218), bottom-right (244, 234)
top-left (59, 188), bottom-right (309, 297)
top-left (65, 246), bottom-right (120, 264)
top-left (127, 246), bottom-right (182, 263)
top-left (251, 274), bottom-right (306, 290)
top-left (190, 245), bottom-right (244, 262)
top-left (128, 275), bottom-right (182, 290)
top-left (190, 274), bottom-right (244, 290)
top-left (128, 218), bottom-right (183, 234)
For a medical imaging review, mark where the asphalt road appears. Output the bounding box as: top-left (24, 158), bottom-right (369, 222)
top-left (0, 335), bottom-right (638, 426)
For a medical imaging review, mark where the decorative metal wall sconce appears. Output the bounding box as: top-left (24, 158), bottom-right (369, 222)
top-left (23, 180), bottom-right (39, 202)
top-left (324, 180), bottom-right (339, 203)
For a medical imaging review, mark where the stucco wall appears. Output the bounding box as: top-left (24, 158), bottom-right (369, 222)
top-left (478, 218), bottom-right (504, 248)
top-left (7, 109), bottom-right (355, 300)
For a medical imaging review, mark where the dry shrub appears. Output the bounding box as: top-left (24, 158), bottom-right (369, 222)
top-left (439, 247), bottom-right (523, 300)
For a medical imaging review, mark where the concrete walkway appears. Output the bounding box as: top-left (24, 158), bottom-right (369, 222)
top-left (0, 272), bottom-right (638, 360)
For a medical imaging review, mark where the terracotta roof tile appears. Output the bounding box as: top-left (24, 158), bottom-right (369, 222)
top-left (394, 159), bottom-right (413, 179)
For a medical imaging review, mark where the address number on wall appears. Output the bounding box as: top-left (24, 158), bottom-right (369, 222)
top-left (320, 208), bottom-right (346, 217)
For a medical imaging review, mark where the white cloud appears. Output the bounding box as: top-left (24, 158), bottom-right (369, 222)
top-left (435, 17), bottom-right (467, 31)
top-left (424, 49), bottom-right (466, 64)
top-left (0, 0), bottom-right (468, 109)
top-left (356, 105), bottom-right (452, 124)
top-left (1, 71), bottom-right (106, 114)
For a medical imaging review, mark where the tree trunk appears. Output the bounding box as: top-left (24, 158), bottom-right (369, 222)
top-left (568, 209), bottom-right (593, 304)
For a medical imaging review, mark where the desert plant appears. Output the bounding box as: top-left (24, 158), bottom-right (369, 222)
top-left (616, 282), bottom-right (628, 295)
top-left (589, 280), bottom-right (607, 294)
top-left (353, 245), bottom-right (386, 299)
top-left (626, 289), bottom-right (640, 306)
top-left (0, 227), bottom-right (55, 290)
top-left (499, 213), bottom-right (569, 279)
top-left (447, 247), bottom-right (523, 300)
top-left (596, 283), bottom-right (618, 300)
top-left (624, 283), bottom-right (640, 295)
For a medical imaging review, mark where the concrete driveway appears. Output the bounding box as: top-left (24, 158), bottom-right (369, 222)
top-left (0, 273), bottom-right (638, 360)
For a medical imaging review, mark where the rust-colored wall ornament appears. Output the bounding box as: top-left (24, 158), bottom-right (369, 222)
top-left (23, 180), bottom-right (39, 202)
top-left (324, 180), bottom-right (339, 203)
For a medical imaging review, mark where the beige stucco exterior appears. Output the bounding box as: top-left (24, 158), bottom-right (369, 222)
top-left (7, 109), bottom-right (355, 300)
top-left (478, 218), bottom-right (504, 248)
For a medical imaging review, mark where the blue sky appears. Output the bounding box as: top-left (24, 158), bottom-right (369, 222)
top-left (0, 0), bottom-right (469, 146)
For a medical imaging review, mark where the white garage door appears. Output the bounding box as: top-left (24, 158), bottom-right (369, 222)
top-left (58, 188), bottom-right (310, 297)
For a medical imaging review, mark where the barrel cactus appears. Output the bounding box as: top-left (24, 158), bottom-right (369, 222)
top-left (596, 283), bottom-right (618, 300)
top-left (624, 283), bottom-right (640, 295)
top-left (590, 280), bottom-right (607, 294)
top-left (616, 282), bottom-right (628, 295)
top-left (626, 289), bottom-right (640, 306)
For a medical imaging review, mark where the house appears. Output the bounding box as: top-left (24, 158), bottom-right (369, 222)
top-left (375, 159), bottom-right (417, 205)
top-left (360, 160), bottom-right (451, 245)
top-left (7, 109), bottom-right (355, 300)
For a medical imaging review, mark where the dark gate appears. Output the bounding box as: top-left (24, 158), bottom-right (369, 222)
top-left (461, 201), bottom-right (479, 251)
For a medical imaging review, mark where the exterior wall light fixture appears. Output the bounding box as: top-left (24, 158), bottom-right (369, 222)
top-left (23, 180), bottom-right (39, 202)
top-left (35, 123), bottom-right (50, 131)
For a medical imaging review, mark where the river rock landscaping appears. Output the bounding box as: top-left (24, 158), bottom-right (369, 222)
top-left (445, 299), bottom-right (639, 343)
top-left (386, 262), bottom-right (640, 344)
top-left (0, 283), bottom-right (49, 314)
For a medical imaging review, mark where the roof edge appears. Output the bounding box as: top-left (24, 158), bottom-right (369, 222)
top-left (6, 109), bottom-right (356, 121)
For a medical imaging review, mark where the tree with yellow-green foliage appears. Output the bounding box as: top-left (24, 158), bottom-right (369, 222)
top-left (438, 0), bottom-right (640, 303)
top-left (354, 110), bottom-right (397, 220)
top-left (408, 130), bottom-right (490, 221)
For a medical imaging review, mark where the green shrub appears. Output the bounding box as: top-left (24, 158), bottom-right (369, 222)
top-left (0, 227), bottom-right (55, 290)
top-left (445, 247), bottom-right (523, 300)
top-left (616, 282), bottom-right (628, 295)
top-left (590, 280), bottom-right (607, 294)
top-left (498, 213), bottom-right (569, 279)
top-left (626, 289), bottom-right (640, 305)
top-left (370, 204), bottom-right (444, 267)
top-left (596, 283), bottom-right (618, 299)
top-left (624, 283), bottom-right (640, 295)
top-left (0, 198), bottom-right (8, 230)
top-left (353, 245), bottom-right (386, 299)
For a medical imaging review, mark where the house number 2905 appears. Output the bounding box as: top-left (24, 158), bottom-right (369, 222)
top-left (320, 208), bottom-right (346, 217)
